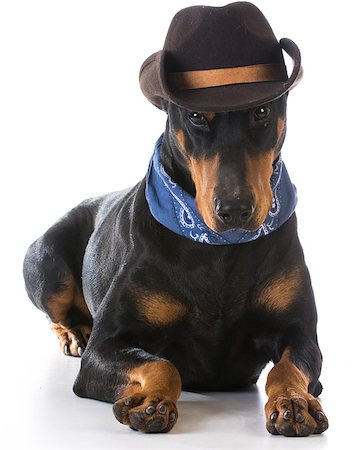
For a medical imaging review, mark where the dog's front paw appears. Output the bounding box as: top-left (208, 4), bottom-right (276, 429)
top-left (265, 392), bottom-right (328, 436)
top-left (113, 392), bottom-right (178, 433)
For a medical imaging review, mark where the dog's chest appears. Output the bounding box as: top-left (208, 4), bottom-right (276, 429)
top-left (132, 256), bottom-right (283, 390)
top-left (143, 294), bottom-right (273, 390)
top-left (136, 280), bottom-right (271, 365)
top-left (134, 255), bottom-right (253, 329)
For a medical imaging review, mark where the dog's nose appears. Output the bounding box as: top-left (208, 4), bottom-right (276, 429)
top-left (214, 198), bottom-right (254, 226)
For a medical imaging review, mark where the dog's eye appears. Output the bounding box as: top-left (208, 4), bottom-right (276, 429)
top-left (254, 106), bottom-right (271, 121)
top-left (188, 112), bottom-right (207, 127)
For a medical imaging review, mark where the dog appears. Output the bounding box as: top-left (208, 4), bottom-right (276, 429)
top-left (23, 2), bottom-right (328, 436)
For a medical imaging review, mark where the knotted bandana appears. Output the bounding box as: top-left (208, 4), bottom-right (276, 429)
top-left (145, 135), bottom-right (297, 245)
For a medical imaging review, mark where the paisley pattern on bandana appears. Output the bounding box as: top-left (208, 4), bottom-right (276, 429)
top-left (145, 135), bottom-right (297, 245)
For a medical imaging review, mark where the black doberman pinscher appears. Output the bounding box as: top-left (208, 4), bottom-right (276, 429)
top-left (23, 2), bottom-right (328, 438)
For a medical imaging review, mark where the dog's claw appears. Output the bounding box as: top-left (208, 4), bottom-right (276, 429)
top-left (266, 393), bottom-right (329, 436)
top-left (52, 323), bottom-right (91, 357)
top-left (145, 406), bottom-right (156, 415)
top-left (114, 395), bottom-right (178, 433)
top-left (295, 413), bottom-right (304, 423)
top-left (124, 398), bottom-right (132, 406)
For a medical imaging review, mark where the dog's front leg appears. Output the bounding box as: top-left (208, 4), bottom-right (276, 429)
top-left (265, 347), bottom-right (328, 436)
top-left (73, 331), bottom-right (181, 433)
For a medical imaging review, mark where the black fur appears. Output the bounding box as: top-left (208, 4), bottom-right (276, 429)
top-left (23, 96), bottom-right (324, 428)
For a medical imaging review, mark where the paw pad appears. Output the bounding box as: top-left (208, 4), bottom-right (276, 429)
top-left (113, 394), bottom-right (178, 433)
top-left (266, 394), bottom-right (329, 436)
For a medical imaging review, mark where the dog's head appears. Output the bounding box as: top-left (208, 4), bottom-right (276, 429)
top-left (162, 96), bottom-right (287, 232)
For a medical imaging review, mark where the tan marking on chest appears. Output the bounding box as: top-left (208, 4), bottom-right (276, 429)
top-left (257, 266), bottom-right (304, 311)
top-left (137, 292), bottom-right (188, 326)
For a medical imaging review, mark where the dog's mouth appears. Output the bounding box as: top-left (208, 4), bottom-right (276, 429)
top-left (215, 219), bottom-right (262, 233)
top-left (202, 205), bottom-right (272, 233)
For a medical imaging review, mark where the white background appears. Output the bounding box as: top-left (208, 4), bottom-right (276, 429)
top-left (0, 0), bottom-right (358, 449)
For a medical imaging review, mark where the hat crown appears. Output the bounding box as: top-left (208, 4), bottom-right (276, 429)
top-left (164, 2), bottom-right (285, 73)
top-left (139, 1), bottom-right (302, 112)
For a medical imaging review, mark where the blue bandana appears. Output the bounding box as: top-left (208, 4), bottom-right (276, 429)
top-left (145, 135), bottom-right (297, 245)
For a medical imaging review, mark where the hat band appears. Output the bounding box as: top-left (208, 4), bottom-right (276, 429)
top-left (167, 64), bottom-right (286, 91)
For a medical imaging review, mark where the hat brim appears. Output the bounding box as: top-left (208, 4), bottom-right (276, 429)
top-left (139, 38), bottom-right (302, 112)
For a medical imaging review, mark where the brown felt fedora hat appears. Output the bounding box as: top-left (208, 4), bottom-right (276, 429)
top-left (139, 2), bottom-right (302, 112)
